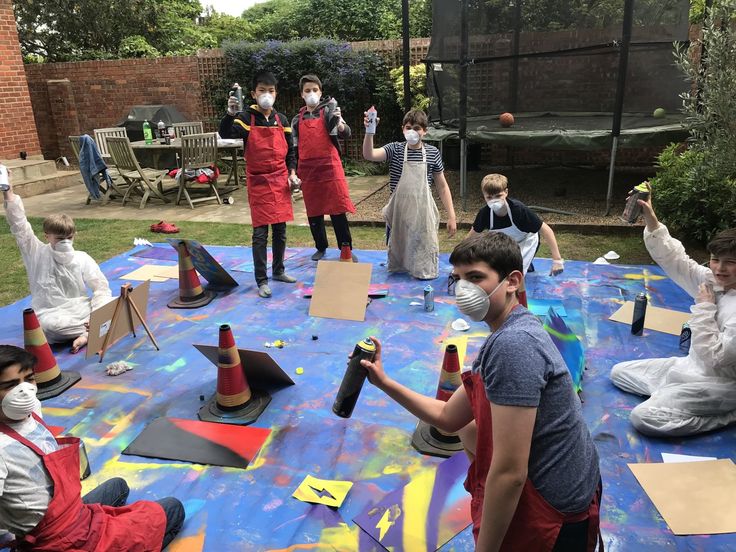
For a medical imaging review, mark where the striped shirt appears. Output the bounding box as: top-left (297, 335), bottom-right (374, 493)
top-left (383, 142), bottom-right (444, 193)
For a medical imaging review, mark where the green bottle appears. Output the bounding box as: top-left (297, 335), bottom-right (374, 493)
top-left (143, 119), bottom-right (153, 145)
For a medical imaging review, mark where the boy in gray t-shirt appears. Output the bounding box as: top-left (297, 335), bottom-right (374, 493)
top-left (361, 232), bottom-right (601, 550)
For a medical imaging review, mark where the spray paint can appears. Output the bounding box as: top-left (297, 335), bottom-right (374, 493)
top-left (366, 105), bottom-right (378, 134)
top-left (679, 322), bottom-right (691, 353)
top-left (0, 164), bottom-right (9, 192)
top-left (621, 183), bottom-right (650, 224)
top-left (631, 292), bottom-right (647, 336)
top-left (230, 82), bottom-right (244, 113)
top-left (332, 338), bottom-right (377, 418)
top-left (424, 285), bottom-right (435, 312)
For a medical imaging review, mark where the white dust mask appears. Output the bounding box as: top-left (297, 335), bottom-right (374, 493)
top-left (51, 238), bottom-right (74, 253)
top-left (404, 130), bottom-right (421, 145)
top-left (257, 93), bottom-right (274, 110)
top-left (2, 382), bottom-right (39, 421)
top-left (487, 200), bottom-right (505, 213)
top-left (455, 277), bottom-right (507, 322)
top-left (304, 92), bottom-right (320, 108)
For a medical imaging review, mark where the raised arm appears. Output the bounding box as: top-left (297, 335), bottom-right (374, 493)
top-left (362, 110), bottom-right (387, 162)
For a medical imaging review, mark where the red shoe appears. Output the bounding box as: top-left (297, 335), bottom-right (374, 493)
top-left (150, 221), bottom-right (179, 234)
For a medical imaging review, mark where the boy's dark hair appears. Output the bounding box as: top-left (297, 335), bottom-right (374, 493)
top-left (299, 74), bottom-right (322, 92)
top-left (0, 345), bottom-right (36, 377)
top-left (707, 228), bottom-right (736, 258)
top-left (402, 110), bottom-right (429, 130)
top-left (449, 232), bottom-right (523, 280)
top-left (251, 71), bottom-right (278, 91)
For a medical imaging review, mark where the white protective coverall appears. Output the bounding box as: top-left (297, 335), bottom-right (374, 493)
top-left (5, 196), bottom-right (112, 342)
top-left (610, 224), bottom-right (736, 436)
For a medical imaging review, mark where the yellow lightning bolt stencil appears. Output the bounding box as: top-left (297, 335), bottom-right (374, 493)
top-left (376, 504), bottom-right (402, 541)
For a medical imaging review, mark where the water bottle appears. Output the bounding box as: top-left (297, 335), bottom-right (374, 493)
top-left (621, 183), bottom-right (650, 224)
top-left (631, 292), bottom-right (647, 336)
top-left (366, 106), bottom-right (378, 134)
top-left (332, 338), bottom-right (377, 418)
top-left (143, 120), bottom-right (153, 145)
top-left (157, 120), bottom-right (167, 144)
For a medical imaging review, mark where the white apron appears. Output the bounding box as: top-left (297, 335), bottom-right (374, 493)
top-left (382, 144), bottom-right (439, 280)
top-left (490, 203), bottom-right (539, 274)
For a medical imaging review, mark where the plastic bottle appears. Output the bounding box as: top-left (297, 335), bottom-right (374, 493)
top-left (366, 105), bottom-right (378, 135)
top-left (143, 120), bottom-right (153, 145)
top-left (157, 120), bottom-right (167, 144)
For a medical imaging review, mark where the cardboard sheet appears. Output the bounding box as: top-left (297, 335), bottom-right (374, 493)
top-left (87, 280), bottom-right (151, 359)
top-left (609, 301), bottom-right (691, 335)
top-left (308, 261), bottom-right (372, 322)
top-left (628, 459), bottom-right (736, 535)
top-left (120, 265), bottom-right (169, 282)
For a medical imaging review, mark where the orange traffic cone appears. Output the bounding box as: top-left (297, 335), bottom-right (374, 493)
top-left (168, 241), bottom-right (216, 309)
top-left (23, 308), bottom-right (81, 400)
top-left (517, 277), bottom-right (528, 308)
top-left (198, 324), bottom-right (270, 425)
top-left (412, 344), bottom-right (464, 457)
top-left (339, 243), bottom-right (352, 262)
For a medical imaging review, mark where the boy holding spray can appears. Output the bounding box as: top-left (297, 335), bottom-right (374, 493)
top-left (359, 232), bottom-right (602, 551)
top-left (219, 71), bottom-right (298, 298)
top-left (362, 108), bottom-right (457, 280)
top-left (291, 74), bottom-right (357, 262)
top-left (610, 183), bottom-right (736, 436)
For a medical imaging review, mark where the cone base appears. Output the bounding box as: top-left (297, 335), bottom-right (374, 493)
top-left (168, 289), bottom-right (217, 309)
top-left (198, 389), bottom-right (271, 425)
top-left (37, 371), bottom-right (82, 401)
top-left (411, 420), bottom-right (464, 458)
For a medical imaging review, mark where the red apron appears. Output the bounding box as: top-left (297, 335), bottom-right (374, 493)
top-left (0, 414), bottom-right (166, 552)
top-left (296, 108), bottom-right (355, 217)
top-left (245, 113), bottom-right (294, 227)
top-left (462, 372), bottom-right (603, 551)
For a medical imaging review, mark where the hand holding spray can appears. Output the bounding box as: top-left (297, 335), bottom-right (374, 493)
top-left (631, 292), bottom-right (647, 336)
top-left (365, 106), bottom-right (378, 135)
top-left (332, 338), bottom-right (377, 418)
top-left (230, 83), bottom-right (244, 113)
top-left (621, 182), bottom-right (650, 224)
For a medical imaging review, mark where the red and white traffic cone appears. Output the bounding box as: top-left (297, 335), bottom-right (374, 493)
top-left (168, 241), bottom-right (216, 309)
top-left (198, 324), bottom-right (270, 425)
top-left (412, 344), bottom-right (464, 457)
top-left (23, 308), bottom-right (81, 400)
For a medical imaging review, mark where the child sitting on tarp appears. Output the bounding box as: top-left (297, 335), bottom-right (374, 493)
top-left (0, 344), bottom-right (185, 550)
top-left (2, 171), bottom-right (111, 353)
top-left (362, 109), bottom-right (457, 279)
top-left (610, 183), bottom-right (736, 436)
top-left (359, 232), bottom-right (602, 551)
top-left (467, 173), bottom-right (564, 276)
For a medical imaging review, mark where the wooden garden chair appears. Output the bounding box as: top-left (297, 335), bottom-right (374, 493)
top-left (172, 122), bottom-right (204, 138)
top-left (106, 137), bottom-right (174, 209)
top-left (177, 132), bottom-right (222, 209)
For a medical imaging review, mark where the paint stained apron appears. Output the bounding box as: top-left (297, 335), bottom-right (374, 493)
top-left (490, 204), bottom-right (539, 274)
top-left (245, 114), bottom-right (294, 227)
top-left (297, 108), bottom-right (355, 217)
top-left (0, 413), bottom-right (166, 552)
top-left (381, 144), bottom-right (439, 279)
top-left (462, 373), bottom-right (603, 551)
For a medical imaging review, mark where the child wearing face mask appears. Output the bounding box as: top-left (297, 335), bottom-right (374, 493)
top-left (290, 74), bottom-right (357, 262)
top-left (362, 109), bottom-right (457, 279)
top-left (359, 232), bottom-right (602, 551)
top-left (2, 174), bottom-right (111, 353)
top-left (467, 173), bottom-right (564, 276)
top-left (219, 71), bottom-right (299, 298)
top-left (0, 345), bottom-right (185, 550)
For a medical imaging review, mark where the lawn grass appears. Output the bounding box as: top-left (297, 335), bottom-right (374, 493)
top-left (0, 216), bottom-right (669, 307)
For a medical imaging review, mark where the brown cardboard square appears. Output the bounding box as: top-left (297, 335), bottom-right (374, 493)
top-left (193, 344), bottom-right (295, 391)
top-left (121, 265), bottom-right (170, 282)
top-left (87, 280), bottom-right (151, 359)
top-left (628, 459), bottom-right (736, 535)
top-left (308, 261), bottom-right (372, 322)
top-left (609, 301), bottom-right (691, 336)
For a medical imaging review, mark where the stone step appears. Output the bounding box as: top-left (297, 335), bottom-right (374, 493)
top-left (10, 171), bottom-right (83, 199)
top-left (0, 158), bottom-right (58, 182)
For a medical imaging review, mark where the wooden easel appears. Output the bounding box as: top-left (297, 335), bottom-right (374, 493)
top-left (97, 283), bottom-right (159, 363)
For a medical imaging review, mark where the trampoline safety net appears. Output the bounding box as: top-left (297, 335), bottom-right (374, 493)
top-left (425, 0), bottom-right (691, 147)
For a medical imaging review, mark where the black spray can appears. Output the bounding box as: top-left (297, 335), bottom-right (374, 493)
top-left (332, 338), bottom-right (377, 418)
top-left (679, 322), bottom-right (691, 353)
top-left (631, 292), bottom-right (647, 336)
top-left (621, 183), bottom-right (650, 224)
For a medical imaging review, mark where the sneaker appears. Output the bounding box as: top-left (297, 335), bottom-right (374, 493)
top-left (311, 250), bottom-right (326, 261)
top-left (258, 284), bottom-right (272, 298)
top-left (273, 273), bottom-right (297, 283)
top-left (150, 221), bottom-right (180, 234)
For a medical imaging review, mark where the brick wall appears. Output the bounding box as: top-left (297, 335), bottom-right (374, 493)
top-left (0, 0), bottom-right (41, 159)
top-left (24, 56), bottom-right (203, 160)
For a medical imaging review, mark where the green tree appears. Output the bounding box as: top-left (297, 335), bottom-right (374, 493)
top-left (199, 10), bottom-right (256, 45)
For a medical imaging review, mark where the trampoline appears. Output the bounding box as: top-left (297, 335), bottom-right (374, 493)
top-left (421, 0), bottom-right (692, 213)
